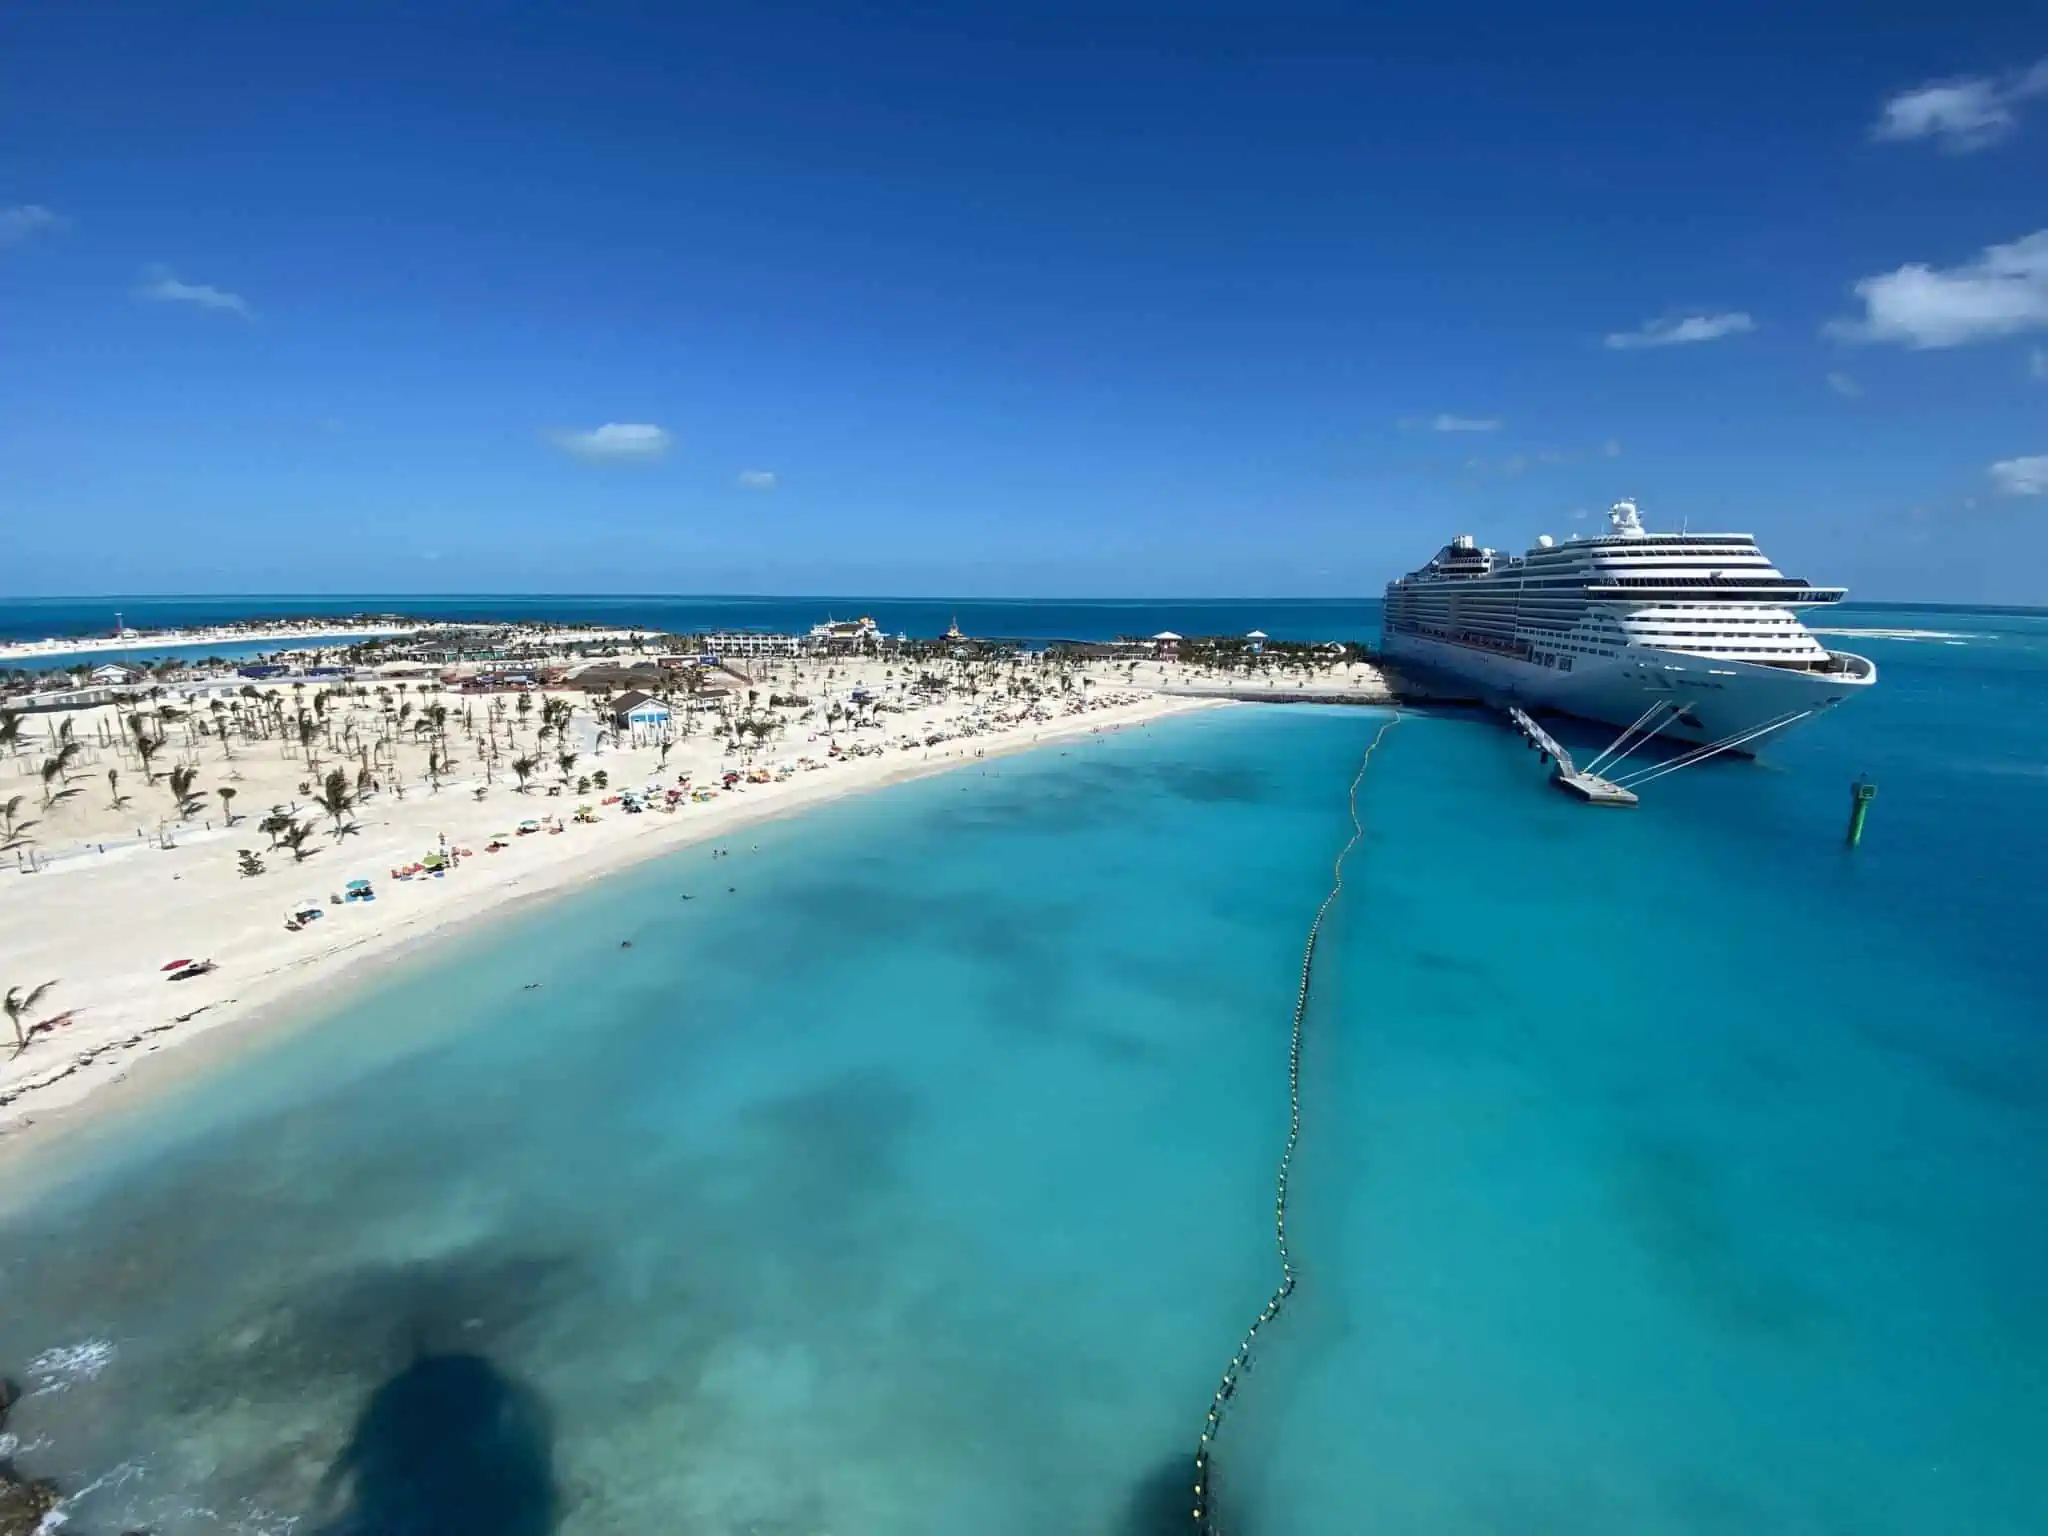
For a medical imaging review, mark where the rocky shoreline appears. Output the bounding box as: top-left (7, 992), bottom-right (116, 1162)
top-left (0, 1376), bottom-right (61, 1536)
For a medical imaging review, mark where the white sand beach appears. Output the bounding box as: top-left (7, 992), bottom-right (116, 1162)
top-left (0, 622), bottom-right (419, 664)
top-left (0, 646), bottom-right (1394, 1155)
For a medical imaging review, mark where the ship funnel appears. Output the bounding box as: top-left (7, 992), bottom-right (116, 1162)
top-left (1608, 500), bottom-right (1647, 537)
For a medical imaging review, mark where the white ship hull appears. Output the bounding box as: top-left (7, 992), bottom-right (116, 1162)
top-left (1380, 631), bottom-right (1876, 748)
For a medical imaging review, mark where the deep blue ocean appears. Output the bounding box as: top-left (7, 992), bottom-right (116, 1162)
top-left (0, 600), bottom-right (2043, 1534)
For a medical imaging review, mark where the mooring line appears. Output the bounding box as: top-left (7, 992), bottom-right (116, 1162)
top-left (1191, 712), bottom-right (1400, 1534)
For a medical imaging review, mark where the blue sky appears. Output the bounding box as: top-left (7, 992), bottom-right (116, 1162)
top-left (3, 3), bottom-right (2046, 601)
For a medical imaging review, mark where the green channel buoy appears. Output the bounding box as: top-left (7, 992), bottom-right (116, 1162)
top-left (1846, 776), bottom-right (1876, 847)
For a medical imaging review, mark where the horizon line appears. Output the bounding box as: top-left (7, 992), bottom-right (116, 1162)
top-left (3, 592), bottom-right (2034, 614)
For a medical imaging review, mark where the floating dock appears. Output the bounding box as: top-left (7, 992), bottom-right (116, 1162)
top-left (1505, 707), bottom-right (1639, 806)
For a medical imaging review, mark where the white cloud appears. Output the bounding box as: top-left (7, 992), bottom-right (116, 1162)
top-left (553, 423), bottom-right (672, 462)
top-left (0, 204), bottom-right (64, 247)
top-left (1988, 455), bottom-right (2048, 495)
top-left (1828, 230), bottom-right (2048, 347)
top-left (1430, 413), bottom-right (1500, 433)
top-left (1603, 312), bottom-right (1755, 350)
top-left (136, 265), bottom-right (252, 317)
top-left (1567, 507), bottom-right (1590, 521)
top-left (736, 469), bottom-right (777, 489)
top-left (2031, 347), bottom-right (2047, 380)
top-left (1827, 371), bottom-right (1863, 397)
top-left (1871, 60), bottom-right (2048, 153)
top-left (1600, 438), bottom-right (1623, 458)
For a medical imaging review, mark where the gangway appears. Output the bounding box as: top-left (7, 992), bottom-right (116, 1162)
top-left (1504, 699), bottom-right (1817, 805)
top-left (1505, 707), bottom-right (1638, 805)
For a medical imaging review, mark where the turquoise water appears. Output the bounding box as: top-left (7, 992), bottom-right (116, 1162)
top-left (2, 610), bottom-right (2044, 1534)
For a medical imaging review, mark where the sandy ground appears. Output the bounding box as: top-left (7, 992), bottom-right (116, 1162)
top-left (1, 652), bottom-right (1247, 1158)
top-left (0, 623), bottom-right (415, 663)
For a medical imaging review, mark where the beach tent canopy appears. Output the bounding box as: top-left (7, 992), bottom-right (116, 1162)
top-left (1246, 630), bottom-right (1269, 639)
top-left (1151, 631), bottom-right (1183, 641)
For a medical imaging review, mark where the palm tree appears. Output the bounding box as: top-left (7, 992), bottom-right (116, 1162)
top-left (130, 715), bottom-right (163, 783)
top-left (317, 766), bottom-right (355, 834)
top-left (258, 809), bottom-right (294, 847)
top-left (40, 740), bottom-right (82, 807)
top-left (217, 785), bottom-right (238, 825)
top-left (426, 745), bottom-right (444, 793)
top-left (510, 754), bottom-right (538, 793)
top-left (168, 763), bottom-right (203, 818)
top-left (0, 794), bottom-right (36, 849)
top-left (278, 820), bottom-right (316, 861)
top-left (5, 980), bottom-right (58, 1055)
top-left (556, 749), bottom-right (578, 782)
top-left (0, 709), bottom-right (24, 755)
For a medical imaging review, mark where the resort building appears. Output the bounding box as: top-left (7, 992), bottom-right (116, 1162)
top-left (608, 691), bottom-right (673, 732)
top-left (694, 631), bottom-right (803, 659)
top-left (806, 616), bottom-right (906, 655)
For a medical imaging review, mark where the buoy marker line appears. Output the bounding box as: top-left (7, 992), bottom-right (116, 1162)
top-left (1190, 713), bottom-right (1400, 1533)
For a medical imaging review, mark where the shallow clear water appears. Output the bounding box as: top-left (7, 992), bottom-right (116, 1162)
top-left (2, 609), bottom-right (2043, 1535)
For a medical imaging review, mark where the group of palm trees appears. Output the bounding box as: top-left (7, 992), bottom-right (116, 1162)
top-left (0, 703), bottom-right (249, 856)
top-left (241, 763), bottom-right (357, 871)
top-left (3, 643), bottom-right (1266, 860)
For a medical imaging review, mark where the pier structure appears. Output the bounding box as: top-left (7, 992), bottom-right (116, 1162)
top-left (1505, 707), bottom-right (1639, 806)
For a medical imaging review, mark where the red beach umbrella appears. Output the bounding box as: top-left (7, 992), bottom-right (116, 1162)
top-left (161, 958), bottom-right (194, 971)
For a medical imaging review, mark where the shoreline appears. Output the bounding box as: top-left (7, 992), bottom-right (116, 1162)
top-left (0, 692), bottom-right (1228, 1190)
top-left (0, 622), bottom-right (417, 664)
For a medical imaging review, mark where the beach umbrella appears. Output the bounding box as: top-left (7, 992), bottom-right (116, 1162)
top-left (161, 959), bottom-right (194, 971)
top-left (345, 878), bottom-right (372, 890)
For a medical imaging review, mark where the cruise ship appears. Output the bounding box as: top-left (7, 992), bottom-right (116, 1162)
top-left (1381, 500), bottom-right (1876, 749)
